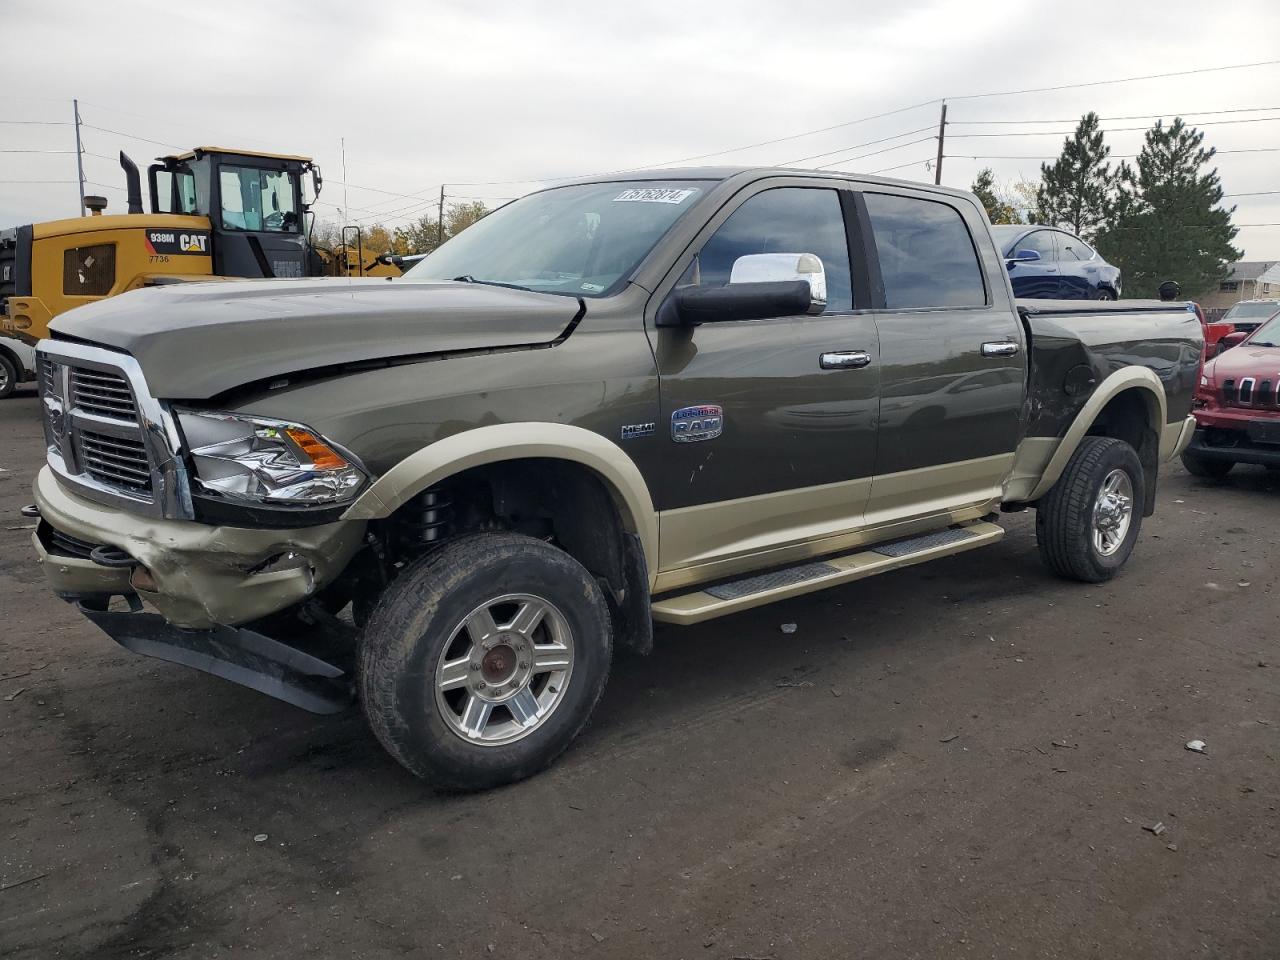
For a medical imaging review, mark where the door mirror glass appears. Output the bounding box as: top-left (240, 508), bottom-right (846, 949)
top-left (729, 252), bottom-right (827, 315)
top-left (1007, 249), bottom-right (1041, 264)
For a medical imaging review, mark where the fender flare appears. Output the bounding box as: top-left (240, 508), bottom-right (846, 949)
top-left (342, 422), bottom-right (659, 578)
top-left (1024, 366), bottom-right (1167, 502)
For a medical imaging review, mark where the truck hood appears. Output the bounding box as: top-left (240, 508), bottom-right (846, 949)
top-left (50, 278), bottom-right (584, 399)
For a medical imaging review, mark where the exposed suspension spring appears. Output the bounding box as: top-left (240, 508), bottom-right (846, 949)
top-left (400, 487), bottom-right (453, 547)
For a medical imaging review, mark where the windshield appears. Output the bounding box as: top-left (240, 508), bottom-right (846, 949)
top-left (1248, 313), bottom-right (1280, 346)
top-left (219, 165), bottom-right (299, 233)
top-left (402, 180), bottom-right (708, 297)
top-left (1223, 301), bottom-right (1280, 321)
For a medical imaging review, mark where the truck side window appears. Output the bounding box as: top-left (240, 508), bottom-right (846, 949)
top-left (219, 166), bottom-right (298, 233)
top-left (864, 193), bottom-right (986, 309)
top-left (695, 188), bottom-right (853, 312)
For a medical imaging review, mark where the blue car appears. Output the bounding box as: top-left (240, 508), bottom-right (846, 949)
top-left (990, 225), bottom-right (1122, 300)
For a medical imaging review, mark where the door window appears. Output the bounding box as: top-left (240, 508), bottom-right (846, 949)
top-left (154, 168), bottom-right (198, 215)
top-left (219, 165), bottom-right (299, 232)
top-left (693, 187), bottom-right (853, 311)
top-left (1058, 234), bottom-right (1093, 260)
top-left (864, 193), bottom-right (986, 309)
top-left (1013, 229), bottom-right (1056, 260)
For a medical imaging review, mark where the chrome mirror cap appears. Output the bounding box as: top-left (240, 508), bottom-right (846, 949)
top-left (729, 253), bottom-right (827, 315)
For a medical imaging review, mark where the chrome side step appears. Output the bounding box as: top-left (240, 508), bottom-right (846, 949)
top-left (650, 520), bottom-right (1004, 625)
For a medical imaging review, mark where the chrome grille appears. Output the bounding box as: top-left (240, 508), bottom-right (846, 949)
top-left (36, 341), bottom-right (181, 515)
top-left (70, 368), bottom-right (137, 420)
top-left (78, 430), bottom-right (152, 493)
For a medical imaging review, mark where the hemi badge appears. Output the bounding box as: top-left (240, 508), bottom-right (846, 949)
top-left (671, 405), bottom-right (724, 442)
top-left (620, 422), bottom-right (655, 440)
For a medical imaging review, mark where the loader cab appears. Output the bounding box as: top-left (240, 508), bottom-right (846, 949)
top-left (148, 147), bottom-right (316, 280)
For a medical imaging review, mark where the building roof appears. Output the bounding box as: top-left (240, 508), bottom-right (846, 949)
top-left (1257, 263), bottom-right (1280, 286)
top-left (1228, 260), bottom-right (1279, 281)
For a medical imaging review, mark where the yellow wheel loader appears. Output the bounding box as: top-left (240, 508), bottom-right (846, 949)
top-left (0, 147), bottom-right (401, 349)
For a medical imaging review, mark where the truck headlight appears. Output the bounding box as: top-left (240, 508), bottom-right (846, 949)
top-left (179, 411), bottom-right (366, 505)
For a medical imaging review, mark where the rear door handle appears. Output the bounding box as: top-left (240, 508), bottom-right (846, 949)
top-left (820, 350), bottom-right (872, 370)
top-left (981, 341), bottom-right (1020, 358)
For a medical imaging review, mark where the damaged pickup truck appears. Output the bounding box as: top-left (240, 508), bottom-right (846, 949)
top-left (29, 168), bottom-right (1202, 788)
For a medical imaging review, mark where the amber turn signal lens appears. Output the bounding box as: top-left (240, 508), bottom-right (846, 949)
top-left (284, 427), bottom-right (349, 470)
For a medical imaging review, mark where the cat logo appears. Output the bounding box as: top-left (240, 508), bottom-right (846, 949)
top-left (179, 233), bottom-right (208, 253)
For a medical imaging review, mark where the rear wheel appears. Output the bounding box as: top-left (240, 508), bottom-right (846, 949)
top-left (0, 354), bottom-right (16, 399)
top-left (1036, 436), bottom-right (1144, 583)
top-left (1093, 287), bottom-right (1117, 301)
top-left (1180, 449), bottom-right (1234, 479)
top-left (359, 532), bottom-right (612, 790)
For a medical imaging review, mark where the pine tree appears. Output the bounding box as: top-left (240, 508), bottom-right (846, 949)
top-left (1036, 112), bottom-right (1115, 239)
top-left (970, 168), bottom-right (1021, 224)
top-left (1095, 118), bottom-right (1240, 299)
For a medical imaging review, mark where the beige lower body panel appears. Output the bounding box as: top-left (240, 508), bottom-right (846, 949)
top-left (652, 519), bottom-right (1004, 624)
top-left (1162, 415), bottom-right (1197, 460)
top-left (654, 454), bottom-right (1011, 594)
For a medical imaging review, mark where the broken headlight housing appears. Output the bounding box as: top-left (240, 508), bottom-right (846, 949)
top-left (178, 411), bottom-right (366, 506)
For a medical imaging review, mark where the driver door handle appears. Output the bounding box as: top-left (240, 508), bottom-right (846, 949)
top-left (981, 341), bottom-right (1021, 358)
top-left (820, 350), bottom-right (872, 370)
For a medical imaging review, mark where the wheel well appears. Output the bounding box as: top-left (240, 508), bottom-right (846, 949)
top-left (1084, 388), bottom-right (1160, 515)
top-left (377, 457), bottom-right (653, 652)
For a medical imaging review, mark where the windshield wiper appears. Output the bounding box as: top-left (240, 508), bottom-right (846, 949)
top-left (450, 275), bottom-right (531, 292)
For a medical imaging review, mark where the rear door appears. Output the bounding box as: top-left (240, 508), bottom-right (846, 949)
top-left (1006, 229), bottom-right (1060, 299)
top-left (1056, 232), bottom-right (1098, 299)
top-left (648, 180), bottom-right (880, 579)
top-left (859, 189), bottom-right (1026, 527)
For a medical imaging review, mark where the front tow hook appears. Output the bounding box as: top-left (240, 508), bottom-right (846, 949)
top-left (89, 544), bottom-right (138, 568)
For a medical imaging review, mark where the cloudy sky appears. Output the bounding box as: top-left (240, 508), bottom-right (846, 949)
top-left (3, 0), bottom-right (1278, 259)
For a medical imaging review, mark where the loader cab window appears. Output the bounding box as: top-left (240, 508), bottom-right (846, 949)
top-left (153, 168), bottom-right (198, 215)
top-left (218, 165), bottom-right (299, 233)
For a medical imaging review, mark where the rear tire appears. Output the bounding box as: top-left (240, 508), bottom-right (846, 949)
top-left (1180, 450), bottom-right (1234, 479)
top-left (359, 532), bottom-right (612, 790)
top-left (1036, 436), bottom-right (1144, 583)
top-left (1093, 287), bottom-right (1117, 301)
top-left (0, 354), bottom-right (16, 399)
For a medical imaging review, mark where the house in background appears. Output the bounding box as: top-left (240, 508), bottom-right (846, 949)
top-left (1198, 260), bottom-right (1279, 319)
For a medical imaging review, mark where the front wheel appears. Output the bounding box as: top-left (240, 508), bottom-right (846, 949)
top-left (1180, 449), bottom-right (1234, 479)
top-left (1093, 287), bottom-right (1117, 301)
top-left (1036, 436), bottom-right (1144, 583)
top-left (359, 532), bottom-right (613, 790)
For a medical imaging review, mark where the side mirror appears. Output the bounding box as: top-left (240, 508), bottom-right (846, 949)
top-left (1218, 331), bottom-right (1249, 354)
top-left (728, 253), bottom-right (827, 315)
top-left (311, 165), bottom-right (323, 200)
top-left (662, 280), bottom-right (814, 326)
top-left (1006, 249), bottom-right (1041, 265)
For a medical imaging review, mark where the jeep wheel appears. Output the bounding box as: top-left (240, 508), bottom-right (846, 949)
top-left (0, 353), bottom-right (16, 399)
top-left (1180, 449), bottom-right (1234, 479)
top-left (1036, 436), bottom-right (1144, 583)
top-left (359, 532), bottom-right (612, 790)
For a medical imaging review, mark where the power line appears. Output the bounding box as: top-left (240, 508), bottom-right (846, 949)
top-left (0, 148), bottom-right (76, 154)
top-left (945, 116), bottom-right (1280, 139)
top-left (868, 157), bottom-right (937, 175)
top-left (0, 179), bottom-right (78, 184)
top-left (814, 136), bottom-right (937, 170)
top-left (951, 105), bottom-right (1280, 124)
top-left (0, 119), bottom-right (71, 126)
top-left (79, 122), bottom-right (182, 151)
top-left (1224, 190), bottom-right (1280, 198)
top-left (948, 58), bottom-right (1280, 102)
top-left (779, 125), bottom-right (937, 165)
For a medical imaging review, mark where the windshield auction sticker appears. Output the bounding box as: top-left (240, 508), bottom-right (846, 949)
top-left (613, 188), bottom-right (698, 204)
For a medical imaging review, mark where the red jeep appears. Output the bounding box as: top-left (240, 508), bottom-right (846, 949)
top-left (1183, 309), bottom-right (1280, 477)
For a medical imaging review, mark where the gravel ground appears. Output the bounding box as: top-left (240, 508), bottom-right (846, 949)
top-left (1, 383), bottom-right (1276, 959)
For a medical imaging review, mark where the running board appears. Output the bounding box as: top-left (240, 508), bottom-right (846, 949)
top-left (650, 521), bottom-right (1004, 625)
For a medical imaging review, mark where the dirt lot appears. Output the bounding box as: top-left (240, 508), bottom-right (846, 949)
top-left (1, 382), bottom-right (1277, 960)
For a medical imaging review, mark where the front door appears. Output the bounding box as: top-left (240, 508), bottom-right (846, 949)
top-left (860, 189), bottom-right (1026, 527)
top-left (649, 182), bottom-right (880, 581)
top-left (1005, 228), bottom-right (1061, 299)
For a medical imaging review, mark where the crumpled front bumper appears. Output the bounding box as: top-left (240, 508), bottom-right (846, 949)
top-left (32, 466), bottom-right (366, 629)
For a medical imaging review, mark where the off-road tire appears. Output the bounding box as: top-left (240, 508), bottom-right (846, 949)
top-left (1036, 436), bottom-right (1144, 583)
top-left (359, 531), bottom-right (612, 790)
top-left (1180, 449), bottom-right (1234, 479)
top-left (0, 353), bottom-right (17, 399)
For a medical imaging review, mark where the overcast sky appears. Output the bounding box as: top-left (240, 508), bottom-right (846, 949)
top-left (2, 0), bottom-right (1278, 259)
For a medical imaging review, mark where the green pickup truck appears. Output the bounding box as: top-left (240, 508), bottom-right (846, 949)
top-left (28, 168), bottom-right (1201, 788)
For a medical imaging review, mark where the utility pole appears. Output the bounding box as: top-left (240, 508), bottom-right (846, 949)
top-left (934, 100), bottom-right (947, 186)
top-left (340, 137), bottom-right (349, 230)
top-left (436, 185), bottom-right (446, 248)
top-left (72, 98), bottom-right (86, 216)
